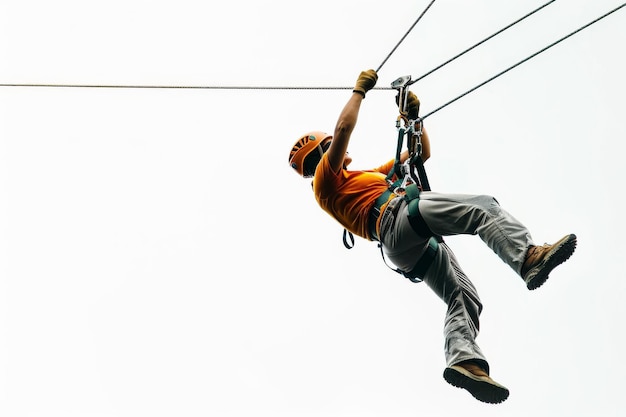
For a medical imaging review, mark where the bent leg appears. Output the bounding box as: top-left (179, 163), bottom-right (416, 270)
top-left (418, 192), bottom-right (534, 276)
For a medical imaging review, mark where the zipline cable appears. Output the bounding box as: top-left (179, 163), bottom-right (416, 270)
top-left (0, 83), bottom-right (392, 91)
top-left (0, 3), bottom-right (622, 94)
top-left (412, 0), bottom-right (555, 84)
top-left (376, 0), bottom-right (437, 73)
top-left (420, 2), bottom-right (626, 120)
top-left (0, 0), bottom-right (437, 91)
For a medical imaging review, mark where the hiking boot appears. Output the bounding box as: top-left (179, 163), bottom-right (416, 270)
top-left (522, 234), bottom-right (577, 290)
top-left (443, 361), bottom-right (509, 404)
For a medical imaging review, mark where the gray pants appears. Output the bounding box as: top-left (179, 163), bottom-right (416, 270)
top-left (379, 192), bottom-right (534, 371)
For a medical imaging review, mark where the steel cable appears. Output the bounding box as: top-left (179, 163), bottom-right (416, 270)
top-left (0, 2), bottom-right (622, 104)
top-left (376, 0), bottom-right (437, 72)
top-left (412, 0), bottom-right (556, 84)
top-left (420, 2), bottom-right (625, 120)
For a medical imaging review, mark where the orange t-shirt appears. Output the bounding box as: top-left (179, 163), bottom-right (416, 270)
top-left (313, 155), bottom-right (395, 240)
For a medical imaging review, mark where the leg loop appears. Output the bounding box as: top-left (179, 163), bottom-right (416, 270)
top-left (403, 184), bottom-right (437, 239)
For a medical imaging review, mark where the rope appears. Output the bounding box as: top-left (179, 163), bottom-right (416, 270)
top-left (376, 0), bottom-right (437, 73)
top-left (420, 2), bottom-right (626, 120)
top-left (412, 0), bottom-right (555, 84)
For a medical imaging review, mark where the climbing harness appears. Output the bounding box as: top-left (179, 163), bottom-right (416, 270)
top-left (344, 75), bottom-right (442, 283)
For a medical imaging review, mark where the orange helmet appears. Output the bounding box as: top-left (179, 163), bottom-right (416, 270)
top-left (288, 131), bottom-right (332, 177)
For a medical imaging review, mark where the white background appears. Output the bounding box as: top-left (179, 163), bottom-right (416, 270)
top-left (1, 1), bottom-right (625, 416)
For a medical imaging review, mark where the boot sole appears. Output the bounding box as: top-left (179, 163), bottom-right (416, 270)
top-left (443, 366), bottom-right (510, 404)
top-left (524, 233), bottom-right (577, 290)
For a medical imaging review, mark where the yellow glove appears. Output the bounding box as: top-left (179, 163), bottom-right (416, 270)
top-left (395, 91), bottom-right (421, 119)
top-left (406, 91), bottom-right (420, 119)
top-left (353, 69), bottom-right (378, 98)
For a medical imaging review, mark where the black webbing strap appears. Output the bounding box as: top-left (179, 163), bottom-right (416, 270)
top-left (413, 153), bottom-right (431, 192)
top-left (387, 126), bottom-right (407, 184)
top-left (377, 234), bottom-right (438, 283)
top-left (345, 184), bottom-right (398, 248)
top-left (402, 237), bottom-right (439, 282)
top-left (343, 229), bottom-right (355, 249)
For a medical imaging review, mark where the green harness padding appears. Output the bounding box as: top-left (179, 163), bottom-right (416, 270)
top-left (403, 183), bottom-right (436, 239)
top-left (404, 182), bottom-right (420, 213)
top-left (400, 183), bottom-right (439, 283)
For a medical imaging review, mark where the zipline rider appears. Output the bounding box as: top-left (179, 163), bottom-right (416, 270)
top-left (287, 69), bottom-right (577, 404)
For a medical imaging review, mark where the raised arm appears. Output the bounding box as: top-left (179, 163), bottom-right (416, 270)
top-left (326, 70), bottom-right (378, 173)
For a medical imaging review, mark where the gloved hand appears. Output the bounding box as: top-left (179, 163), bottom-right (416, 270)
top-left (407, 91), bottom-right (420, 119)
top-left (396, 91), bottom-right (421, 119)
top-left (353, 69), bottom-right (378, 98)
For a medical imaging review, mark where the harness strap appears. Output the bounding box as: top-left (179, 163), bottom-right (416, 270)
top-left (344, 187), bottom-right (394, 248)
top-left (376, 234), bottom-right (438, 283)
top-left (375, 189), bottom-right (394, 209)
top-left (404, 183), bottom-right (440, 240)
top-left (402, 237), bottom-right (439, 282)
top-left (342, 229), bottom-right (355, 249)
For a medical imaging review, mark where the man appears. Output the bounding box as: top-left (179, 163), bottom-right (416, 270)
top-left (288, 69), bottom-right (577, 403)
